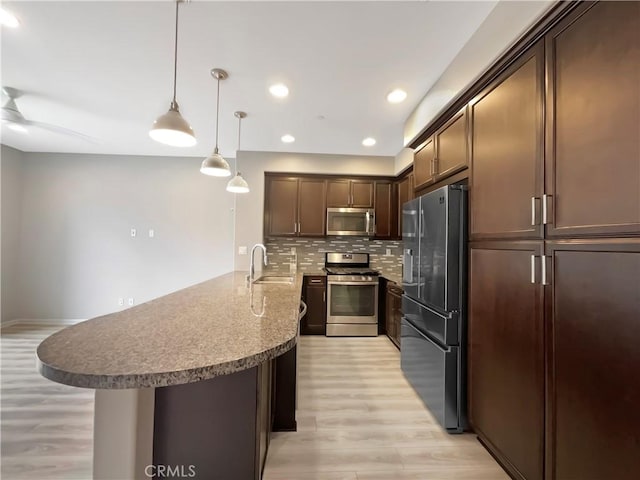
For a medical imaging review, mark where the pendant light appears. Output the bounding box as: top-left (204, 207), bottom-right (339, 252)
top-left (149, 0), bottom-right (196, 147)
top-left (200, 69), bottom-right (231, 177)
top-left (227, 111), bottom-right (250, 193)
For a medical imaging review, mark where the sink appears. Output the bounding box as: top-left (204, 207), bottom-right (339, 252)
top-left (252, 275), bottom-right (295, 285)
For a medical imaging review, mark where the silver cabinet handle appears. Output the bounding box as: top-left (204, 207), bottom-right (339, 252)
top-left (542, 255), bottom-right (550, 286)
top-left (531, 255), bottom-right (536, 284)
top-left (430, 158), bottom-right (435, 176)
top-left (531, 197), bottom-right (540, 226)
top-left (542, 194), bottom-right (553, 225)
top-left (323, 290), bottom-right (326, 302)
top-left (297, 222), bottom-right (301, 234)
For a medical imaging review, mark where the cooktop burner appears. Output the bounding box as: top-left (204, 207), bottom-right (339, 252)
top-left (323, 252), bottom-right (379, 276)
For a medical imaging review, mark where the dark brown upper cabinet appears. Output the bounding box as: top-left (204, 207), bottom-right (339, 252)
top-left (373, 181), bottom-right (396, 239)
top-left (470, 42), bottom-right (544, 241)
top-left (545, 239), bottom-right (640, 480)
top-left (413, 137), bottom-right (435, 189)
top-left (469, 241), bottom-right (545, 480)
top-left (434, 106), bottom-right (469, 180)
top-left (327, 179), bottom-right (374, 208)
top-left (413, 108), bottom-right (469, 191)
top-left (264, 175), bottom-right (326, 237)
top-left (544, 1), bottom-right (640, 237)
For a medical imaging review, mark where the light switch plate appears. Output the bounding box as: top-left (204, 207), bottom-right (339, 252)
top-left (238, 246), bottom-right (248, 255)
top-left (130, 228), bottom-right (137, 238)
top-left (148, 229), bottom-right (154, 238)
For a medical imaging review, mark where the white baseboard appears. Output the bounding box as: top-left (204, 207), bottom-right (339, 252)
top-left (1, 318), bottom-right (85, 329)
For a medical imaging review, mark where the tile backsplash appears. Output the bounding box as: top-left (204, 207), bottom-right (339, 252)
top-left (263, 237), bottom-right (403, 277)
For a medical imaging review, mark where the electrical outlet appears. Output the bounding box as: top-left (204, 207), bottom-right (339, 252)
top-left (238, 246), bottom-right (248, 255)
top-left (148, 229), bottom-right (154, 238)
top-left (128, 298), bottom-right (135, 306)
top-left (291, 247), bottom-right (296, 254)
top-left (130, 228), bottom-right (137, 238)
top-left (386, 248), bottom-right (392, 256)
top-left (118, 298), bottom-right (124, 306)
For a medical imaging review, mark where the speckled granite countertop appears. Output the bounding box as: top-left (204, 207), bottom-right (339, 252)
top-left (383, 273), bottom-right (403, 287)
top-left (37, 272), bottom-right (303, 390)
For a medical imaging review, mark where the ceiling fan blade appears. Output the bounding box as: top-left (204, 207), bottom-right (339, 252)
top-left (25, 120), bottom-right (98, 144)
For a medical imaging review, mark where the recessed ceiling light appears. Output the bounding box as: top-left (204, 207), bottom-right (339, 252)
top-left (269, 84), bottom-right (289, 98)
top-left (281, 134), bottom-right (295, 143)
top-left (362, 137), bottom-right (376, 147)
top-left (0, 8), bottom-right (20, 28)
top-left (387, 89), bottom-right (407, 104)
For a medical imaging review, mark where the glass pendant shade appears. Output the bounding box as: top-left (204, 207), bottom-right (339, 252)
top-left (200, 148), bottom-right (231, 176)
top-left (226, 172), bottom-right (250, 193)
top-left (149, 102), bottom-right (196, 147)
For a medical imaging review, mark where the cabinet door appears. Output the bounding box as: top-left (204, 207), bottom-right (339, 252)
top-left (374, 181), bottom-right (394, 238)
top-left (326, 180), bottom-right (350, 207)
top-left (545, 2), bottom-right (640, 237)
top-left (469, 241), bottom-right (544, 480)
top-left (435, 107), bottom-right (468, 180)
top-left (265, 177), bottom-right (298, 236)
top-left (301, 278), bottom-right (326, 335)
top-left (298, 179), bottom-right (326, 236)
top-left (470, 43), bottom-right (544, 240)
top-left (413, 137), bottom-right (435, 189)
top-left (546, 240), bottom-right (640, 480)
top-left (351, 180), bottom-right (374, 208)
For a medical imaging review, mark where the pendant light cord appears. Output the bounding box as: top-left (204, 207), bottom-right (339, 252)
top-left (172, 0), bottom-right (179, 104)
top-left (214, 77), bottom-right (220, 150)
top-left (236, 115), bottom-right (242, 174)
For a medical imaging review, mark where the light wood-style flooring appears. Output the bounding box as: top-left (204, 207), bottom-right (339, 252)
top-left (1, 322), bottom-right (94, 479)
top-left (1, 324), bottom-right (506, 479)
top-left (263, 336), bottom-right (507, 480)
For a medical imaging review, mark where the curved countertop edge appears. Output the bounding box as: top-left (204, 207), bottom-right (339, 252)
top-left (36, 271), bottom-right (303, 390)
top-left (36, 336), bottom-right (297, 390)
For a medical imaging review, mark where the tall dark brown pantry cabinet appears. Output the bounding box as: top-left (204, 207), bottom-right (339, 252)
top-left (465, 2), bottom-right (640, 480)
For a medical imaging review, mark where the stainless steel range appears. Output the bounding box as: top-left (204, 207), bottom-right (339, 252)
top-left (324, 252), bottom-right (379, 337)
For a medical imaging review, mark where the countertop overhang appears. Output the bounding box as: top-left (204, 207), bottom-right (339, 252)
top-left (36, 272), bottom-right (303, 389)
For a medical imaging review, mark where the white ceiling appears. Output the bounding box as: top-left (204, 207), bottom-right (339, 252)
top-left (1, 1), bottom-right (498, 158)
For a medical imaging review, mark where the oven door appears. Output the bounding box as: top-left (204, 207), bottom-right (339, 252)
top-left (327, 281), bottom-right (378, 324)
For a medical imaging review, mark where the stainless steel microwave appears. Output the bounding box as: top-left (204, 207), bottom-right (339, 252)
top-left (326, 208), bottom-right (375, 236)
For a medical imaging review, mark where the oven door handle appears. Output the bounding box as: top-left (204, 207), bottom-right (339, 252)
top-left (327, 281), bottom-right (379, 286)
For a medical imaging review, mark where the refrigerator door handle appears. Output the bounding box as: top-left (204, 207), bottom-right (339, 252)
top-left (403, 249), bottom-right (413, 283)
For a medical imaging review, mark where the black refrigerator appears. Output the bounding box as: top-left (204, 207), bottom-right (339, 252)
top-left (401, 184), bottom-right (467, 433)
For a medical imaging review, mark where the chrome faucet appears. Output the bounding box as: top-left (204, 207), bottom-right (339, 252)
top-left (249, 243), bottom-right (268, 283)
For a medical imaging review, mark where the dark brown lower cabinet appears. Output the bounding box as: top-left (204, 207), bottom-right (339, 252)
top-left (469, 241), bottom-right (545, 480)
top-left (153, 361), bottom-right (273, 480)
top-left (301, 275), bottom-right (326, 335)
top-left (545, 240), bottom-right (640, 480)
top-left (385, 282), bottom-right (403, 349)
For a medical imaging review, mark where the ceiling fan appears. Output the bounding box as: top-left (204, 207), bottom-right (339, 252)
top-left (1, 86), bottom-right (95, 142)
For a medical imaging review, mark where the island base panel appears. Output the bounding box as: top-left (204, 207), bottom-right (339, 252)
top-left (153, 366), bottom-right (265, 480)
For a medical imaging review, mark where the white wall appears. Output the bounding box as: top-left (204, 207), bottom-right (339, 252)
top-left (233, 151), bottom-right (394, 270)
top-left (3, 150), bottom-right (235, 321)
top-left (404, 0), bottom-right (554, 146)
top-left (394, 148), bottom-right (414, 176)
top-left (1, 145), bottom-right (25, 323)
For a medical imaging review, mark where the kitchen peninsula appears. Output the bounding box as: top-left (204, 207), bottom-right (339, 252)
top-left (36, 271), bottom-right (303, 480)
